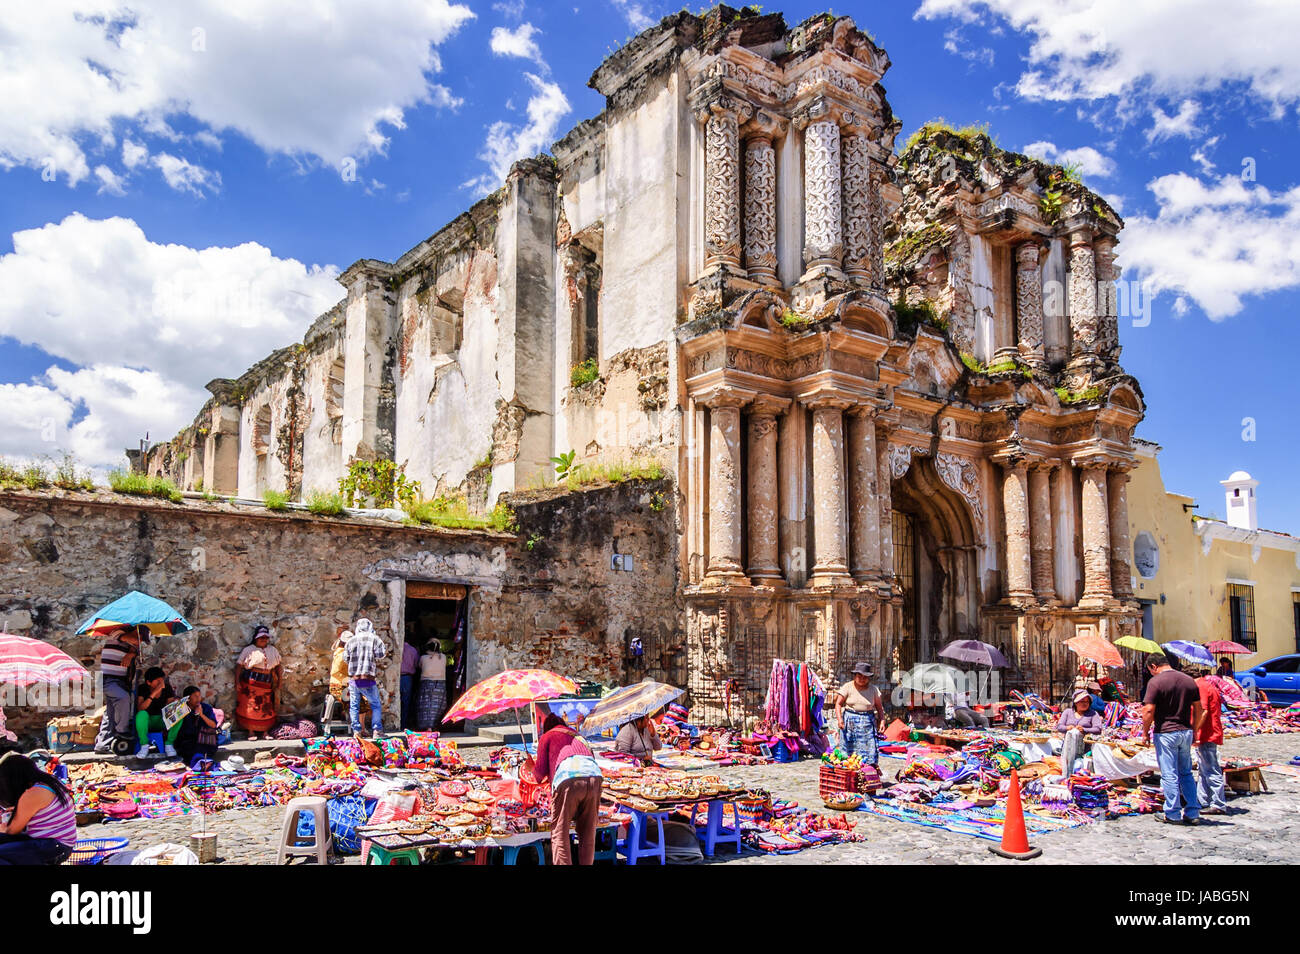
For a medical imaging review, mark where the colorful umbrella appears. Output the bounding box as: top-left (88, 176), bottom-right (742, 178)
top-left (443, 668), bottom-right (578, 752)
top-left (75, 591), bottom-right (192, 637)
top-left (579, 681), bottom-right (684, 736)
top-left (1064, 634), bottom-right (1124, 669)
top-left (1205, 640), bottom-right (1252, 656)
top-left (1163, 640), bottom-right (1214, 667)
top-left (1114, 635), bottom-right (1162, 654)
top-left (0, 633), bottom-right (90, 687)
top-left (938, 639), bottom-right (1009, 668)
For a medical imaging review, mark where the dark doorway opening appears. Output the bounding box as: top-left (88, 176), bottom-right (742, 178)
top-left (405, 583), bottom-right (470, 732)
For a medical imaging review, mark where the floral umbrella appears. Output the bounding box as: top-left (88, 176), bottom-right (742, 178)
top-left (1064, 634), bottom-right (1124, 669)
top-left (579, 681), bottom-right (684, 737)
top-left (443, 668), bottom-right (578, 753)
top-left (1205, 640), bottom-right (1253, 656)
top-left (0, 633), bottom-right (90, 687)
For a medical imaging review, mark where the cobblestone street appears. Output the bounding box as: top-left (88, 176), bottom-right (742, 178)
top-left (76, 733), bottom-right (1299, 866)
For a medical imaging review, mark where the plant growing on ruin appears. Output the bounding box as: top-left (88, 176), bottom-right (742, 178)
top-left (563, 457), bottom-right (665, 491)
top-left (893, 297), bottom-right (940, 335)
top-left (109, 470), bottom-right (183, 503)
top-left (306, 490), bottom-right (345, 516)
top-left (779, 308), bottom-right (810, 330)
top-left (263, 489), bottom-right (289, 511)
top-left (570, 358), bottom-right (599, 388)
top-left (404, 495), bottom-right (516, 532)
top-left (1039, 187), bottom-right (1064, 224)
top-left (52, 452), bottom-right (94, 491)
top-left (338, 458), bottom-right (421, 509)
top-left (525, 532), bottom-right (543, 551)
top-left (1053, 385), bottom-right (1103, 405)
top-left (0, 458), bottom-right (23, 487)
top-left (550, 449), bottom-right (577, 480)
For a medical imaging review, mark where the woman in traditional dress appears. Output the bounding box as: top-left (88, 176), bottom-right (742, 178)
top-left (835, 661), bottom-right (886, 766)
top-left (235, 625), bottom-right (282, 740)
top-left (415, 639), bottom-right (448, 730)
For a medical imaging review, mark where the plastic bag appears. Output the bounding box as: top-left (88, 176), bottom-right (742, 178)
top-left (132, 843), bottom-right (199, 865)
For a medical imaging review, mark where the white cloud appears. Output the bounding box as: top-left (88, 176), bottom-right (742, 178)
top-left (491, 23), bottom-right (545, 66)
top-left (1146, 100), bottom-right (1203, 143)
top-left (0, 214), bottom-right (342, 468)
top-left (467, 73), bottom-right (570, 193)
top-left (1021, 140), bottom-right (1116, 179)
top-left (611, 0), bottom-right (656, 32)
top-left (0, 1), bottom-right (474, 186)
top-left (493, 0), bottom-right (527, 17)
top-left (917, 1), bottom-right (1300, 115)
top-left (942, 28), bottom-right (994, 68)
top-left (153, 153), bottom-right (221, 196)
top-left (0, 382), bottom-right (76, 460)
top-left (1191, 135), bottom-right (1220, 177)
top-left (1121, 174), bottom-right (1300, 319)
top-left (93, 165), bottom-right (127, 196)
top-left (122, 140), bottom-right (149, 170)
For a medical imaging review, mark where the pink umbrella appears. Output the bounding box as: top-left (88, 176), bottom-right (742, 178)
top-left (1205, 640), bottom-right (1252, 656)
top-left (0, 632), bottom-right (90, 687)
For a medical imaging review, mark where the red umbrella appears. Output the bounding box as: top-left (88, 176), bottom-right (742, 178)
top-left (1205, 640), bottom-right (1252, 655)
top-left (0, 633), bottom-right (90, 687)
top-left (1064, 634), bottom-right (1125, 669)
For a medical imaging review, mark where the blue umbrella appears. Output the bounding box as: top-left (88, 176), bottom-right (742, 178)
top-left (1162, 640), bottom-right (1214, 668)
top-left (76, 591), bottom-right (192, 637)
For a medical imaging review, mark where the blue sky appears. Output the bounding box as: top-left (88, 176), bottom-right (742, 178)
top-left (1, 1), bottom-right (1298, 530)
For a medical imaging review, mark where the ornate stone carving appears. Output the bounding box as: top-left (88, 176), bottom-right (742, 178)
top-left (841, 131), bottom-right (871, 279)
top-left (935, 452), bottom-right (983, 527)
top-left (1016, 242), bottom-right (1045, 367)
top-left (743, 136), bottom-right (778, 282)
top-left (1068, 231), bottom-right (1098, 356)
top-left (867, 163), bottom-right (886, 289)
top-left (978, 193), bottom-right (1036, 218)
top-left (702, 98), bottom-right (752, 270)
top-left (802, 116), bottom-right (843, 272)
top-left (888, 442), bottom-right (914, 479)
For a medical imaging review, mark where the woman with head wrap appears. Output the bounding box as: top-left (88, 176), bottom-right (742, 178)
top-left (235, 624), bottom-right (283, 740)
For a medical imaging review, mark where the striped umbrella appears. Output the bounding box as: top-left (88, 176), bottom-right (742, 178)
top-left (1064, 634), bottom-right (1125, 669)
top-left (0, 633), bottom-right (90, 687)
top-left (579, 681), bottom-right (684, 736)
top-left (75, 591), bottom-right (192, 637)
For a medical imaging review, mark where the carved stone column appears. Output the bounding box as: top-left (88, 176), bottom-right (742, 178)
top-left (1068, 229), bottom-right (1098, 357)
top-left (1028, 461), bottom-right (1057, 602)
top-left (799, 102), bottom-right (844, 279)
top-left (877, 425), bottom-right (895, 578)
top-left (1108, 467), bottom-right (1133, 599)
top-left (746, 396), bottom-right (788, 583)
top-left (702, 391), bottom-right (750, 584)
top-left (1016, 242), bottom-right (1046, 369)
top-left (1079, 462), bottom-right (1113, 603)
top-left (1001, 461), bottom-right (1034, 602)
top-left (701, 98), bottom-right (752, 274)
top-left (808, 396), bottom-right (853, 585)
top-left (742, 116), bottom-right (779, 286)
top-left (841, 124), bottom-right (872, 283)
top-left (1093, 235), bottom-right (1119, 360)
top-left (847, 405), bottom-right (881, 582)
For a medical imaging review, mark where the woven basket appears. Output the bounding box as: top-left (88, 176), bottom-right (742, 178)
top-left (823, 793), bottom-right (864, 812)
top-left (735, 796), bottom-right (770, 824)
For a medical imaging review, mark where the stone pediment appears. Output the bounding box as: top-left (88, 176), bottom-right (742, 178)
top-left (898, 329), bottom-right (964, 396)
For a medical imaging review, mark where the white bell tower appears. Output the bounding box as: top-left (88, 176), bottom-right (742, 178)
top-left (1221, 470), bottom-right (1259, 532)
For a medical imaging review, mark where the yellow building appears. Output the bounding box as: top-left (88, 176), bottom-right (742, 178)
top-left (1126, 439), bottom-right (1300, 667)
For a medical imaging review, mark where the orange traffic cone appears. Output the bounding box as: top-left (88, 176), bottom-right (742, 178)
top-left (988, 769), bottom-right (1042, 860)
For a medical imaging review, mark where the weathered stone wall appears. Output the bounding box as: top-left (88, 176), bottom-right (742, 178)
top-left (0, 479), bottom-right (681, 740)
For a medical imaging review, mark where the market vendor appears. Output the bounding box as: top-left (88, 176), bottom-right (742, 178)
top-left (1056, 690), bottom-right (1105, 735)
top-left (525, 713), bottom-right (604, 865)
top-left (0, 751), bottom-right (76, 865)
top-left (174, 685), bottom-right (220, 769)
top-left (614, 714), bottom-right (662, 765)
top-left (835, 661), bottom-right (886, 767)
top-left (235, 625), bottom-right (283, 741)
top-left (135, 667), bottom-right (179, 758)
top-left (93, 625), bottom-right (142, 754)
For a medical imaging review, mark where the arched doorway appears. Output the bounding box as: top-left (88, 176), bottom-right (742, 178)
top-left (889, 456), bottom-right (980, 668)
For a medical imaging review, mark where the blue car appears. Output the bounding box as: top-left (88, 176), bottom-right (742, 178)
top-left (1236, 654), bottom-right (1300, 706)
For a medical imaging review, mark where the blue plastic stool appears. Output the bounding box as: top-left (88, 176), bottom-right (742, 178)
top-left (502, 842), bottom-right (546, 865)
top-left (616, 808), bottom-right (669, 865)
top-left (690, 800), bottom-right (743, 858)
top-left (147, 731), bottom-right (166, 753)
top-left (591, 824), bottom-right (618, 863)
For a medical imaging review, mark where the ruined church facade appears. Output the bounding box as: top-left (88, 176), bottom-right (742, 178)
top-left (146, 9), bottom-right (1144, 708)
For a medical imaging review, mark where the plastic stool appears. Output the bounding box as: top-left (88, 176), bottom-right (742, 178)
top-left (591, 824), bottom-right (617, 863)
top-left (367, 844), bottom-right (421, 865)
top-left (276, 796), bottom-right (331, 864)
top-left (147, 732), bottom-right (166, 753)
top-left (690, 800), bottom-right (743, 858)
top-left (502, 842), bottom-right (546, 865)
top-left (616, 807), bottom-right (669, 865)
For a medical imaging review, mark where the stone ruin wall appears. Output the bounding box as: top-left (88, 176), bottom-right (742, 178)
top-left (0, 479), bottom-right (682, 741)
